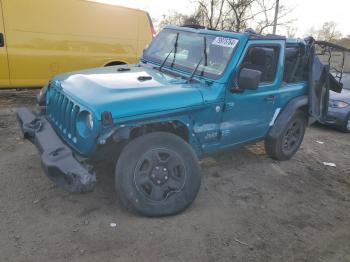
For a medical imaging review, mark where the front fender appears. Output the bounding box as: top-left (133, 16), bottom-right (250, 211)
top-left (97, 114), bottom-right (204, 157)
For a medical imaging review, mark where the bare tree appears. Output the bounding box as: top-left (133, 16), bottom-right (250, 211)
top-left (226, 0), bottom-right (255, 32)
top-left (254, 0), bottom-right (294, 34)
top-left (197, 0), bottom-right (226, 29)
top-left (305, 22), bottom-right (342, 42)
top-left (158, 11), bottom-right (201, 29)
top-left (158, 0), bottom-right (295, 34)
top-left (316, 21), bottom-right (342, 42)
top-left (286, 25), bottom-right (297, 38)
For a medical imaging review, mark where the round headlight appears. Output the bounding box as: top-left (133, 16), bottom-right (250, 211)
top-left (76, 110), bottom-right (94, 138)
top-left (86, 112), bottom-right (94, 130)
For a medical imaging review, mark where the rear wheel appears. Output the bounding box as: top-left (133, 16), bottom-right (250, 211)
top-left (265, 110), bottom-right (306, 161)
top-left (115, 132), bottom-right (201, 217)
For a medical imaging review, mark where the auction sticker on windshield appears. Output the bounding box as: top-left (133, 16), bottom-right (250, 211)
top-left (212, 37), bottom-right (238, 48)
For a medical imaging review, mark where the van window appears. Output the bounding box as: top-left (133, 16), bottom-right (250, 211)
top-left (240, 46), bottom-right (280, 83)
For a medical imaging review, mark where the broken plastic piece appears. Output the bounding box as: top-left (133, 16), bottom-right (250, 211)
top-left (322, 162), bottom-right (336, 167)
top-left (316, 140), bottom-right (325, 144)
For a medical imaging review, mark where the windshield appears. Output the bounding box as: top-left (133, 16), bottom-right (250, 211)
top-left (143, 29), bottom-right (239, 80)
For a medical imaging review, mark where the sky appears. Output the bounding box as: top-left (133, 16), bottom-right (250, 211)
top-left (93, 0), bottom-right (350, 37)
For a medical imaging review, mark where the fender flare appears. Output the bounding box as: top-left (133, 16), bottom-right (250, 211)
top-left (267, 95), bottom-right (308, 140)
top-left (97, 116), bottom-right (204, 157)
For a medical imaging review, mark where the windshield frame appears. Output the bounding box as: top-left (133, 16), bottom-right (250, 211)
top-left (142, 28), bottom-right (239, 81)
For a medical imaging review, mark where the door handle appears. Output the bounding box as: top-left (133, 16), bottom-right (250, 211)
top-left (0, 33), bottom-right (4, 47)
top-left (264, 95), bottom-right (277, 102)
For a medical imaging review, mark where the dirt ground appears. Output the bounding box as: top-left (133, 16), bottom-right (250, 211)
top-left (0, 89), bottom-right (349, 262)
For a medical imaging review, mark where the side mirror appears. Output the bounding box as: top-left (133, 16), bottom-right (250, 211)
top-left (237, 68), bottom-right (262, 90)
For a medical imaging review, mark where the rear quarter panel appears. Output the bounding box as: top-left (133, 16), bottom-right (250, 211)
top-left (277, 81), bottom-right (308, 110)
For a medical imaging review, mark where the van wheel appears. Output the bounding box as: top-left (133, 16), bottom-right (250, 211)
top-left (265, 110), bottom-right (306, 161)
top-left (115, 132), bottom-right (201, 217)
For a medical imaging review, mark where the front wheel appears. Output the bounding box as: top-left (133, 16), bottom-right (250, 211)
top-left (115, 132), bottom-right (201, 217)
top-left (265, 110), bottom-right (306, 161)
top-left (340, 113), bottom-right (350, 133)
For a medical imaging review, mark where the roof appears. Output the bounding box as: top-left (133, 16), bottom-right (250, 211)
top-left (84, 0), bottom-right (147, 14)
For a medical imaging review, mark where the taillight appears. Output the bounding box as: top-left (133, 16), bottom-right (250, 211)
top-left (147, 12), bottom-right (156, 38)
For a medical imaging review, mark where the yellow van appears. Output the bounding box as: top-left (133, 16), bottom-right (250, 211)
top-left (0, 0), bottom-right (154, 88)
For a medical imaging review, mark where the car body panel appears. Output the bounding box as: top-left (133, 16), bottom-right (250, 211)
top-left (51, 65), bottom-right (205, 120)
top-left (329, 88), bottom-right (350, 102)
top-left (0, 0), bottom-right (153, 88)
top-left (326, 106), bottom-right (350, 127)
top-left (218, 40), bottom-right (285, 150)
top-left (325, 79), bottom-right (350, 130)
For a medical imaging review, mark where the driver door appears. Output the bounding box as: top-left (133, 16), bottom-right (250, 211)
top-left (220, 40), bottom-right (285, 148)
top-left (0, 1), bottom-right (10, 87)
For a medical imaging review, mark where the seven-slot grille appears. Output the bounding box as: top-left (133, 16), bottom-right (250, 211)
top-left (47, 86), bottom-right (80, 143)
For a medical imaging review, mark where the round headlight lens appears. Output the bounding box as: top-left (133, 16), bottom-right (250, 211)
top-left (86, 112), bottom-right (94, 130)
top-left (76, 110), bottom-right (94, 138)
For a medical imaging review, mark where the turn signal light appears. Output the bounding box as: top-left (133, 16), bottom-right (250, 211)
top-left (101, 111), bottom-right (113, 125)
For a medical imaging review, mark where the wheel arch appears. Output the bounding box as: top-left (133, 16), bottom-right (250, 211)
top-left (129, 120), bottom-right (190, 142)
top-left (104, 61), bottom-right (127, 67)
top-left (267, 95), bottom-right (309, 140)
top-left (108, 118), bottom-right (193, 145)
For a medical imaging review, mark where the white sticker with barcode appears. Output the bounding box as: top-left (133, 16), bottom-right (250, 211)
top-left (212, 37), bottom-right (238, 48)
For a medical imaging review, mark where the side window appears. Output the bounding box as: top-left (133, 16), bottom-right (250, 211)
top-left (240, 46), bottom-right (280, 83)
top-left (283, 46), bottom-right (307, 83)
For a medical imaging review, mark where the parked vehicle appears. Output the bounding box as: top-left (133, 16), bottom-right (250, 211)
top-left (0, 0), bottom-right (154, 88)
top-left (325, 73), bottom-right (350, 132)
top-left (17, 25), bottom-right (344, 217)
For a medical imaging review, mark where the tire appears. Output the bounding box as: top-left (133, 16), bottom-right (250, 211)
top-left (265, 110), bottom-right (306, 161)
top-left (340, 113), bottom-right (350, 133)
top-left (115, 132), bottom-right (201, 217)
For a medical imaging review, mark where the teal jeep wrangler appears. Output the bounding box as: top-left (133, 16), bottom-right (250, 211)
top-left (17, 25), bottom-right (343, 216)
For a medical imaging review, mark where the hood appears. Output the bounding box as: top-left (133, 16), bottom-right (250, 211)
top-left (330, 88), bottom-right (350, 102)
top-left (52, 65), bottom-right (205, 120)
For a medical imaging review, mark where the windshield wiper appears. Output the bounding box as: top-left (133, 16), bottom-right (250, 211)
top-left (188, 37), bottom-right (207, 82)
top-left (159, 33), bottom-right (179, 72)
top-left (170, 33), bottom-right (179, 68)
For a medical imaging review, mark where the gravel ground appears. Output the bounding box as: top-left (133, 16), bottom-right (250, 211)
top-left (0, 90), bottom-right (349, 262)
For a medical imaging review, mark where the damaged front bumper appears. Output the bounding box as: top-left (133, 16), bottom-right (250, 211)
top-left (16, 107), bottom-right (96, 193)
top-left (325, 107), bottom-right (349, 128)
